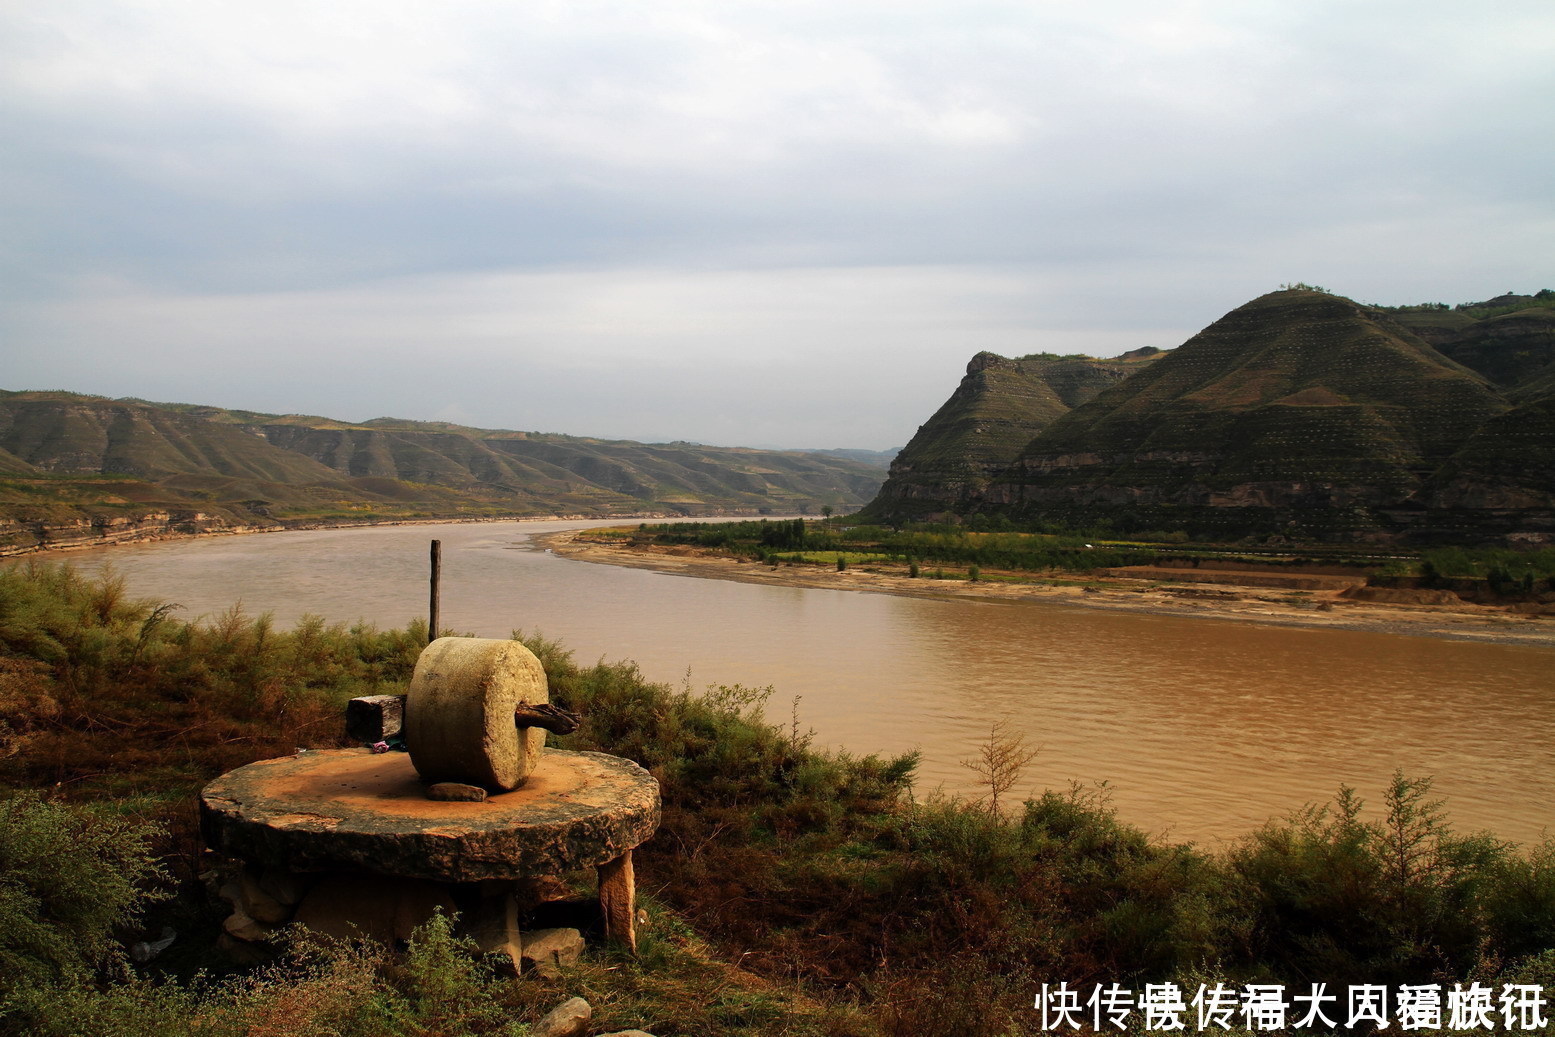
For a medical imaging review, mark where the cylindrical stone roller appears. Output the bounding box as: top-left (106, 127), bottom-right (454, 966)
top-left (405, 637), bottom-right (549, 791)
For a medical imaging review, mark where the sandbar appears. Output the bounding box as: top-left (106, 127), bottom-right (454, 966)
top-left (540, 530), bottom-right (1555, 649)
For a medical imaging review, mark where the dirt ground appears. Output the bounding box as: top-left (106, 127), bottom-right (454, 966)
top-left (540, 530), bottom-right (1555, 648)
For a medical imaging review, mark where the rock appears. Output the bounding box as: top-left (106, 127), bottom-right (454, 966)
top-left (469, 890), bottom-right (522, 974)
top-left (532, 997), bottom-right (592, 1037)
top-left (346, 694), bottom-right (406, 743)
top-left (292, 874), bottom-right (457, 942)
top-left (598, 851), bottom-right (637, 952)
top-left (521, 927), bottom-right (585, 977)
top-left (221, 908), bottom-right (275, 944)
top-left (596, 1031), bottom-right (658, 1036)
top-left (257, 866), bottom-right (307, 906)
top-left (405, 637), bottom-right (549, 791)
top-left (239, 869), bottom-right (293, 924)
top-left (426, 782), bottom-right (488, 802)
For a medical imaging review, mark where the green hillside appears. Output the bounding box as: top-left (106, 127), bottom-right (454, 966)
top-left (860, 349), bottom-right (1156, 520)
top-left (0, 392), bottom-right (887, 553)
top-left (864, 288), bottom-right (1555, 542)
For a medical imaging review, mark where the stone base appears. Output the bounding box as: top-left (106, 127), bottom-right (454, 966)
top-left (213, 859), bottom-right (638, 966)
top-left (202, 747), bottom-right (657, 960)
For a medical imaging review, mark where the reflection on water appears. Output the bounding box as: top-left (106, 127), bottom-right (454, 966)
top-left (66, 521), bottom-right (1555, 846)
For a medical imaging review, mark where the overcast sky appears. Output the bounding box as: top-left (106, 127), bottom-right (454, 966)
top-left (4, 1), bottom-right (1551, 450)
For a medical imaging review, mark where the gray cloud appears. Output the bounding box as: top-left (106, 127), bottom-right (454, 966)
top-left (3, 1), bottom-right (1551, 449)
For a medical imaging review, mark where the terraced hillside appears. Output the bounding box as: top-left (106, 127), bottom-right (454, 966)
top-left (866, 288), bottom-right (1555, 541)
top-left (860, 349), bottom-right (1158, 520)
top-left (0, 392), bottom-right (888, 553)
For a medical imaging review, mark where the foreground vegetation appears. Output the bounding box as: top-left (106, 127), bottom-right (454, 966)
top-left (2, 561), bottom-right (1553, 1035)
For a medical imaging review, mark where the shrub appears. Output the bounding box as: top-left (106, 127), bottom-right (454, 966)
top-left (1225, 772), bottom-right (1516, 986)
top-left (0, 792), bottom-right (167, 992)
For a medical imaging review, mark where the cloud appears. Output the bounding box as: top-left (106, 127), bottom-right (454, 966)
top-left (2, 1), bottom-right (1552, 447)
top-left (11, 264), bottom-right (1187, 447)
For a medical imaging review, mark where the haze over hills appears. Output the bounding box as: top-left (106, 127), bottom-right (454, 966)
top-left (862, 288), bottom-right (1555, 542)
top-left (0, 392), bottom-right (889, 553)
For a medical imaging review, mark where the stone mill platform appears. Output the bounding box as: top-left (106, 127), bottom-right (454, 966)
top-left (201, 747), bottom-right (659, 883)
top-left (198, 635), bottom-right (662, 968)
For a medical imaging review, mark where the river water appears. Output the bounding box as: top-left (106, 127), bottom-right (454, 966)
top-left (62, 520), bottom-right (1555, 848)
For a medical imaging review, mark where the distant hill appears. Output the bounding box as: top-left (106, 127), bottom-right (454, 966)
top-left (862, 288), bottom-right (1555, 542)
top-left (862, 350), bottom-right (1158, 520)
top-left (0, 392), bottom-right (888, 553)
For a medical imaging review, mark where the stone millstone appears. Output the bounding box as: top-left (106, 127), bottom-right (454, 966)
top-left (406, 637), bottom-right (548, 791)
top-left (200, 748), bottom-right (660, 883)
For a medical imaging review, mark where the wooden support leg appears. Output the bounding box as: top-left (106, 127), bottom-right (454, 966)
top-left (597, 850), bottom-right (637, 954)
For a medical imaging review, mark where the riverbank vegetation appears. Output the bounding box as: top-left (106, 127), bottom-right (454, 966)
top-left (2, 561), bottom-right (1554, 1035)
top-left (626, 519), bottom-right (1555, 597)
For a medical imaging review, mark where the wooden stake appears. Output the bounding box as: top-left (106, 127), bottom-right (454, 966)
top-left (429, 539), bottom-right (441, 644)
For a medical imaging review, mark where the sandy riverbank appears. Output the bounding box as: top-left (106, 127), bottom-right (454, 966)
top-left (541, 529), bottom-right (1555, 648)
top-left (2, 511), bottom-right (706, 558)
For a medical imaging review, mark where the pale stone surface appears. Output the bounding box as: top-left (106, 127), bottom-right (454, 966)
top-left (221, 908), bottom-right (275, 944)
top-left (292, 874), bottom-right (456, 942)
top-left (200, 748), bottom-right (660, 883)
top-left (596, 1031), bottom-right (659, 1036)
top-left (427, 782), bottom-right (488, 802)
top-left (521, 927), bottom-right (585, 977)
top-left (405, 637), bottom-right (548, 791)
top-left (533, 997), bottom-right (592, 1037)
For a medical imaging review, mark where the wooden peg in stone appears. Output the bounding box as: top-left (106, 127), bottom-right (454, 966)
top-left (514, 701), bottom-right (581, 735)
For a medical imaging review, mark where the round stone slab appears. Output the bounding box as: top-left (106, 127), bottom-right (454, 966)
top-left (200, 748), bottom-right (661, 883)
top-left (406, 637), bottom-right (548, 791)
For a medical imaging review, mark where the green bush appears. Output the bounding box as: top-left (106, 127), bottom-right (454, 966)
top-left (4, 565), bottom-right (1555, 1033)
top-left (0, 562), bottom-right (426, 806)
top-left (0, 792), bottom-right (167, 992)
top-left (3, 912), bottom-right (539, 1037)
top-left (1226, 772), bottom-right (1520, 987)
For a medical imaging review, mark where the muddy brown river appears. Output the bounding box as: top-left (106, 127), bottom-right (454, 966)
top-left (64, 520), bottom-right (1554, 848)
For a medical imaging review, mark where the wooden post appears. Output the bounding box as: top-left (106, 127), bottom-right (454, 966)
top-left (428, 539), bottom-right (441, 644)
top-left (597, 851), bottom-right (637, 954)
